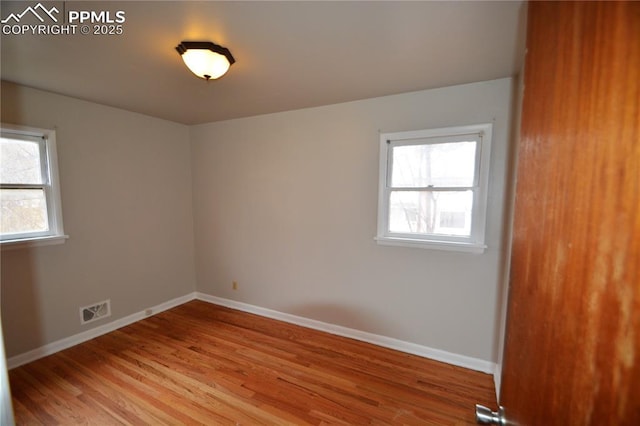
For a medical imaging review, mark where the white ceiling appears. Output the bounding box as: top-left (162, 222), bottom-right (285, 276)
top-left (1, 1), bottom-right (526, 125)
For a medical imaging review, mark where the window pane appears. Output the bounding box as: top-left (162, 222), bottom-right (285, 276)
top-left (0, 189), bottom-right (49, 235)
top-left (0, 137), bottom-right (43, 184)
top-left (391, 142), bottom-right (476, 188)
top-left (389, 190), bottom-right (473, 236)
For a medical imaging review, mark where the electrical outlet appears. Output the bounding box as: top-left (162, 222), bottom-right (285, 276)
top-left (232, 281), bottom-right (238, 290)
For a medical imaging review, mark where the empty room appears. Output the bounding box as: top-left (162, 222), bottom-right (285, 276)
top-left (1, 1), bottom-right (637, 425)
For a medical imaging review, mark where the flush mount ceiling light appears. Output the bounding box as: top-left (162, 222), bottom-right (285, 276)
top-left (176, 41), bottom-right (235, 80)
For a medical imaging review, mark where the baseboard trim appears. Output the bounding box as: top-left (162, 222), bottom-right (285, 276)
top-left (7, 292), bottom-right (197, 369)
top-left (195, 293), bottom-right (495, 374)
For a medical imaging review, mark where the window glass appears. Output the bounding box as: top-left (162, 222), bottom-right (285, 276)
top-left (0, 137), bottom-right (43, 185)
top-left (0, 189), bottom-right (49, 235)
top-left (390, 141), bottom-right (476, 188)
top-left (389, 190), bottom-right (473, 236)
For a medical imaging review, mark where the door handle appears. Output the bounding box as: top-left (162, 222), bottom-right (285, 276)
top-left (475, 404), bottom-right (506, 425)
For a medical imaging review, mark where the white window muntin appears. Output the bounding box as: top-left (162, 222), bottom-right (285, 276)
top-left (377, 123), bottom-right (492, 252)
top-left (1, 124), bottom-right (66, 245)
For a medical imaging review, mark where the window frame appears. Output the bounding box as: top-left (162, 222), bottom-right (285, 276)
top-left (1, 124), bottom-right (67, 248)
top-left (376, 123), bottom-right (492, 253)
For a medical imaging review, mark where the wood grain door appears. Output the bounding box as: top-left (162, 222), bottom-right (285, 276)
top-left (500, 2), bottom-right (639, 424)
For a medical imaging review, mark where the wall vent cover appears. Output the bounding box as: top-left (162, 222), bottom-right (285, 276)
top-left (80, 299), bottom-right (111, 325)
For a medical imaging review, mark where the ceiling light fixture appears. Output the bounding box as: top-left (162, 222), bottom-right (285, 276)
top-left (176, 41), bottom-right (235, 81)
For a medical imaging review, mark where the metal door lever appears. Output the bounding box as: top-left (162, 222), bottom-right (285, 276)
top-left (475, 404), bottom-right (506, 425)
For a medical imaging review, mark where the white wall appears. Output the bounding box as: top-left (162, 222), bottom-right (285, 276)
top-left (191, 78), bottom-right (515, 362)
top-left (0, 82), bottom-right (197, 357)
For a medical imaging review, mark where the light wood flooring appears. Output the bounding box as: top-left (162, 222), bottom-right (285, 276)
top-left (9, 300), bottom-right (496, 425)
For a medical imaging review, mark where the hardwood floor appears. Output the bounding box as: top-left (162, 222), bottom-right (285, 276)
top-left (9, 300), bottom-right (496, 425)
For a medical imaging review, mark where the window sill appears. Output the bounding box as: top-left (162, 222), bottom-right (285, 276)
top-left (1, 235), bottom-right (69, 250)
top-left (375, 236), bottom-right (486, 253)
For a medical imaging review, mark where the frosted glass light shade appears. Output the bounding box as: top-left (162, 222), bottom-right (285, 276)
top-left (176, 41), bottom-right (235, 80)
top-left (181, 49), bottom-right (230, 80)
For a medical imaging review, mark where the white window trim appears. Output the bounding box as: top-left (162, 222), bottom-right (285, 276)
top-left (376, 123), bottom-right (492, 253)
top-left (1, 123), bottom-right (68, 248)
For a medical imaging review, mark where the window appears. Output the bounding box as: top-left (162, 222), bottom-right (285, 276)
top-left (376, 123), bottom-right (492, 253)
top-left (1, 124), bottom-right (67, 246)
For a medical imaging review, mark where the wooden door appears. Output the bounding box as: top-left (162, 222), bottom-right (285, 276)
top-left (500, 2), bottom-right (639, 424)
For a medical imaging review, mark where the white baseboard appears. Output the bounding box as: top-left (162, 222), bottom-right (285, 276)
top-left (195, 293), bottom-right (496, 374)
top-left (8, 291), bottom-right (495, 376)
top-left (7, 292), bottom-right (197, 369)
